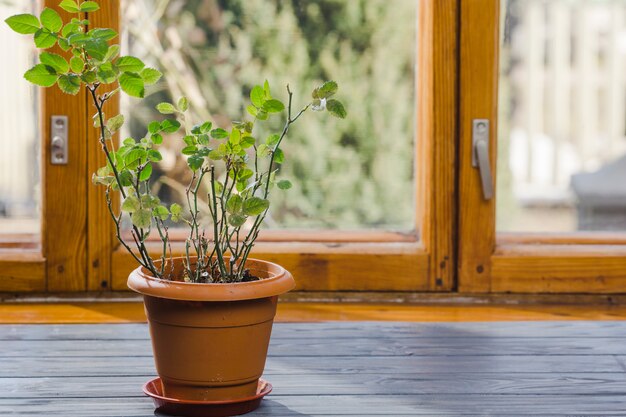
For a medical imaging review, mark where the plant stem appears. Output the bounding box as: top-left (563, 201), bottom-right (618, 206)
top-left (209, 167), bottom-right (228, 279)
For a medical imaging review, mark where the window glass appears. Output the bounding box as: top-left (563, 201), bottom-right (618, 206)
top-left (498, 0), bottom-right (626, 232)
top-left (0, 0), bottom-right (40, 235)
top-left (121, 0), bottom-right (417, 231)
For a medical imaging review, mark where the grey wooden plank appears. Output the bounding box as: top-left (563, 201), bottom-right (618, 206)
top-left (0, 354), bottom-right (622, 377)
top-left (4, 337), bottom-right (626, 357)
top-left (2, 321), bottom-right (626, 340)
top-left (3, 395), bottom-right (626, 415)
top-left (2, 373), bottom-right (626, 397)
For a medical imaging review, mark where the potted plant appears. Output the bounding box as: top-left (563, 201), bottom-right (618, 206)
top-left (6, 1), bottom-right (345, 415)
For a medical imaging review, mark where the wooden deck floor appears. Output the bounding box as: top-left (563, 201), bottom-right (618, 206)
top-left (3, 321), bottom-right (626, 415)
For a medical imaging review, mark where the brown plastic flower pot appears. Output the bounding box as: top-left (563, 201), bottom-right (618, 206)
top-left (127, 257), bottom-right (295, 404)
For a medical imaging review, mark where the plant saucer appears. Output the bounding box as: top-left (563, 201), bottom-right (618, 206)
top-left (143, 377), bottom-right (272, 417)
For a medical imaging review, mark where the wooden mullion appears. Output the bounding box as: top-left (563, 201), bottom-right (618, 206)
top-left (86, 1), bottom-right (120, 291)
top-left (43, 1), bottom-right (88, 291)
top-left (457, 0), bottom-right (500, 292)
top-left (417, 0), bottom-right (459, 291)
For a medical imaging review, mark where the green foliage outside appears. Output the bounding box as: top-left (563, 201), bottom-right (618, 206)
top-left (122, 0), bottom-right (417, 230)
top-left (6, 0), bottom-right (345, 282)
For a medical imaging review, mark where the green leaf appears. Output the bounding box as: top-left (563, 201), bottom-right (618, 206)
top-left (246, 105), bottom-right (258, 117)
top-left (181, 145), bottom-right (197, 155)
top-left (177, 97), bottom-right (189, 112)
top-left (23, 64), bottom-right (58, 87)
top-left (80, 70), bottom-right (96, 84)
top-left (208, 149), bottom-right (224, 160)
top-left (140, 68), bottom-right (161, 85)
top-left (121, 195), bottom-right (140, 212)
top-left (119, 72), bottom-right (144, 98)
top-left (61, 22), bottom-right (79, 38)
top-left (277, 179), bottom-right (292, 190)
top-left (57, 73), bottom-right (81, 94)
top-left (147, 121), bottom-right (160, 134)
top-left (89, 28), bottom-right (117, 41)
top-left (139, 163), bottom-right (152, 181)
top-left (80, 1), bottom-right (100, 12)
top-left (153, 205), bottom-right (169, 221)
top-left (5, 14), bottom-right (40, 35)
top-left (240, 136), bottom-right (255, 148)
top-left (256, 144), bottom-right (270, 158)
top-left (318, 80), bottom-right (338, 99)
top-left (148, 150), bottom-right (162, 161)
top-left (59, 0), bottom-right (80, 13)
top-left (140, 193), bottom-right (159, 209)
top-left (39, 52), bottom-right (68, 73)
top-left (274, 148), bottom-right (285, 164)
top-left (156, 102), bottom-right (176, 114)
top-left (40, 8), bottom-right (62, 33)
top-left (103, 44), bottom-right (120, 62)
top-left (106, 114), bottom-right (124, 132)
top-left (84, 38), bottom-right (108, 60)
top-left (200, 121), bottom-right (212, 133)
top-left (263, 80), bottom-right (271, 99)
top-left (91, 173), bottom-right (114, 186)
top-left (326, 99), bottom-right (347, 119)
top-left (160, 119), bottom-right (181, 133)
top-left (187, 155), bottom-right (204, 171)
top-left (115, 56), bottom-right (144, 73)
top-left (119, 169), bottom-right (133, 188)
top-left (256, 110), bottom-right (268, 121)
top-left (226, 194), bottom-right (243, 214)
top-left (210, 128), bottom-right (228, 139)
top-left (67, 32), bottom-right (88, 46)
top-left (124, 148), bottom-right (146, 166)
top-left (96, 61), bottom-right (116, 84)
top-left (131, 209), bottom-right (152, 229)
top-left (238, 168), bottom-right (254, 182)
top-left (262, 99), bottom-right (284, 113)
top-left (197, 134), bottom-right (210, 146)
top-left (243, 197), bottom-right (270, 216)
top-left (170, 203), bottom-right (182, 216)
top-left (228, 214), bottom-right (246, 227)
top-left (250, 85), bottom-right (265, 108)
top-left (34, 29), bottom-right (57, 49)
top-left (151, 133), bottom-right (163, 145)
top-left (69, 56), bottom-right (84, 73)
top-left (229, 128), bottom-right (241, 144)
top-left (58, 37), bottom-right (70, 51)
top-left (266, 134), bottom-right (280, 147)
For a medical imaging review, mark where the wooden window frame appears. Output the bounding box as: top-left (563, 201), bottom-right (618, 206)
top-left (457, 0), bottom-right (626, 294)
top-left (0, 1), bottom-right (89, 292)
top-left (87, 0), bottom-right (460, 293)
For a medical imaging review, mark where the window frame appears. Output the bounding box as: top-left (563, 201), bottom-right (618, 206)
top-left (0, 0), bottom-right (90, 292)
top-left (99, 0), bottom-right (460, 292)
top-left (457, 0), bottom-right (626, 294)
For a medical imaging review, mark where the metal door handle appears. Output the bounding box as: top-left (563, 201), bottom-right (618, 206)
top-left (472, 119), bottom-right (493, 200)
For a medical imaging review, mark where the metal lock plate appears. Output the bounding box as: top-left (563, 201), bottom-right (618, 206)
top-left (51, 115), bottom-right (68, 165)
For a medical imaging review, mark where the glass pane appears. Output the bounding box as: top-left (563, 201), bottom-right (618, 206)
top-left (121, 0), bottom-right (416, 231)
top-left (0, 0), bottom-right (40, 236)
top-left (498, 0), bottom-right (626, 232)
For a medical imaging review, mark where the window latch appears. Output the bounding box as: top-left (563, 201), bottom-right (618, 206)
top-left (472, 119), bottom-right (493, 200)
top-left (51, 115), bottom-right (68, 165)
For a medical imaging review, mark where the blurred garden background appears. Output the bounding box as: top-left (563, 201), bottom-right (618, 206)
top-left (5, 0), bottom-right (626, 236)
top-left (120, 0), bottom-right (418, 231)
